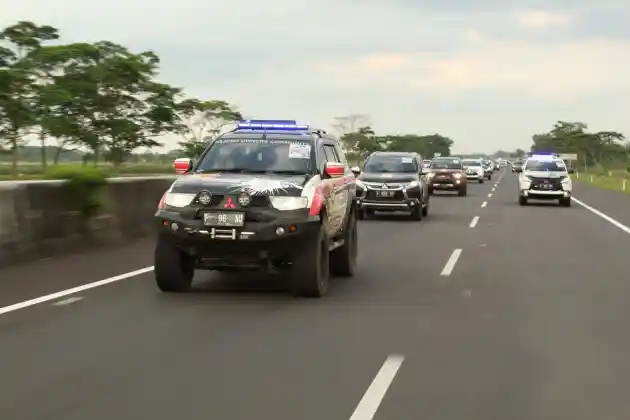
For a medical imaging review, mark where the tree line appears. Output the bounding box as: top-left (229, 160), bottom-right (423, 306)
top-left (0, 20), bottom-right (243, 174)
top-left (530, 121), bottom-right (628, 168)
top-left (331, 114), bottom-right (454, 159)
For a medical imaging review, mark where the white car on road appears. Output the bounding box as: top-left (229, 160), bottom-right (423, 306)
top-left (461, 159), bottom-right (485, 183)
top-left (518, 154), bottom-right (574, 206)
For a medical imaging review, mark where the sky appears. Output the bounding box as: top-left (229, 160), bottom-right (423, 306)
top-left (3, 0), bottom-right (630, 154)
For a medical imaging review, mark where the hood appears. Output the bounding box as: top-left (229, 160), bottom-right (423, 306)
top-left (169, 172), bottom-right (308, 196)
top-left (463, 166), bottom-right (484, 172)
top-left (359, 172), bottom-right (418, 183)
top-left (523, 171), bottom-right (567, 178)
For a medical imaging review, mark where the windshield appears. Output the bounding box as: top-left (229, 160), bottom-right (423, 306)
top-left (196, 138), bottom-right (311, 174)
top-left (430, 159), bottom-right (462, 170)
top-left (524, 160), bottom-right (567, 172)
top-left (364, 155), bottom-right (417, 173)
top-left (462, 160), bottom-right (482, 167)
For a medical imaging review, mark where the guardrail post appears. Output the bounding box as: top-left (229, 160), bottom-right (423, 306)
top-left (590, 175), bottom-right (593, 183)
top-left (623, 179), bottom-right (626, 191)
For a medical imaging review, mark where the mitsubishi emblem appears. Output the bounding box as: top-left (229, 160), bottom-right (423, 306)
top-left (381, 183), bottom-right (388, 189)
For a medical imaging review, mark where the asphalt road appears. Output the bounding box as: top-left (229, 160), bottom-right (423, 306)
top-left (2, 169), bottom-right (630, 420)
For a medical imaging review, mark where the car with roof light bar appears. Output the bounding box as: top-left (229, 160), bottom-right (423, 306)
top-left (155, 120), bottom-right (359, 298)
top-left (518, 154), bottom-right (573, 206)
top-left (354, 151), bottom-right (430, 220)
top-left (425, 156), bottom-right (468, 196)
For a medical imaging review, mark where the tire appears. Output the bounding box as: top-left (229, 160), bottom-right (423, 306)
top-left (290, 223), bottom-right (330, 297)
top-left (411, 202), bottom-right (423, 220)
top-left (519, 195), bottom-right (527, 206)
top-left (487, 174), bottom-right (492, 180)
top-left (154, 235), bottom-right (195, 292)
top-left (357, 209), bottom-right (365, 220)
top-left (331, 212), bottom-right (358, 277)
top-left (479, 178), bottom-right (484, 184)
top-left (560, 197), bottom-right (571, 207)
top-left (421, 198), bottom-right (429, 216)
top-left (458, 187), bottom-right (467, 196)
top-left (428, 188), bottom-right (434, 195)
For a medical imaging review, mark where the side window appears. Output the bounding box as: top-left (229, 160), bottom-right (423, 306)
top-left (332, 143), bottom-right (347, 164)
top-left (323, 144), bottom-right (340, 162)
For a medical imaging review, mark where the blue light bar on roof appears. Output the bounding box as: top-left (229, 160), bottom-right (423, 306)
top-left (236, 120), bottom-right (309, 131)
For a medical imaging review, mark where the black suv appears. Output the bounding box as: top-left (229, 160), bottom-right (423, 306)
top-left (154, 120), bottom-right (358, 297)
top-left (352, 151), bottom-right (430, 220)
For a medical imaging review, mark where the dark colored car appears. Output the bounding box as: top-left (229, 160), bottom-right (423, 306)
top-left (425, 157), bottom-right (467, 196)
top-left (354, 151), bottom-right (430, 220)
top-left (154, 120), bottom-right (359, 298)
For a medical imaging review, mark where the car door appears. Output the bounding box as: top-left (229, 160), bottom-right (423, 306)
top-left (321, 142), bottom-right (347, 235)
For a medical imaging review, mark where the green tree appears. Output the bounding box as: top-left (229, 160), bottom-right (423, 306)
top-left (0, 21), bottom-right (59, 174)
top-left (175, 99), bottom-right (243, 159)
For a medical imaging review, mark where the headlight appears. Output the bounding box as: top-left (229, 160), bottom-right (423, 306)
top-left (164, 192), bottom-right (196, 207)
top-left (453, 173), bottom-right (462, 179)
top-left (269, 196), bottom-right (308, 211)
top-left (560, 176), bottom-right (570, 183)
top-left (425, 172), bottom-right (435, 178)
top-left (356, 179), bottom-right (365, 188)
top-left (405, 180), bottom-right (419, 189)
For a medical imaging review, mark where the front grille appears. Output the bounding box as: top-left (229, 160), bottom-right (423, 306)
top-left (193, 194), bottom-right (270, 207)
top-left (529, 177), bottom-right (562, 190)
top-left (366, 190), bottom-right (405, 201)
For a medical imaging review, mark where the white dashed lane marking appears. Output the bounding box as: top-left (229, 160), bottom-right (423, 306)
top-left (441, 249), bottom-right (463, 276)
top-left (349, 355), bottom-right (405, 420)
top-left (481, 201), bottom-right (487, 208)
top-left (469, 216), bottom-right (479, 228)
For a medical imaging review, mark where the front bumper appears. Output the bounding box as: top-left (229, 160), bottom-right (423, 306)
top-left (520, 189), bottom-right (571, 199)
top-left (466, 173), bottom-right (483, 180)
top-left (155, 208), bottom-right (319, 265)
top-left (428, 178), bottom-right (464, 190)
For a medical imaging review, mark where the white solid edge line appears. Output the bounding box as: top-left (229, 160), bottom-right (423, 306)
top-left (349, 355), bottom-right (405, 420)
top-left (0, 266), bottom-right (154, 316)
top-left (481, 201), bottom-right (487, 207)
top-left (571, 197), bottom-right (630, 234)
top-left (469, 216), bottom-right (479, 228)
top-left (441, 249), bottom-right (462, 276)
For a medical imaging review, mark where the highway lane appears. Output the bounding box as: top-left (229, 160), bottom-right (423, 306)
top-left (572, 179), bottom-right (630, 227)
top-left (7, 169), bottom-right (629, 419)
top-left (0, 176), bottom-right (497, 420)
top-left (377, 172), bottom-right (630, 420)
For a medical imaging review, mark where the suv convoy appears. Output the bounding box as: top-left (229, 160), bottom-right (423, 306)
top-left (154, 120), bottom-right (359, 297)
top-left (353, 151), bottom-right (430, 220)
top-left (424, 156), bottom-right (467, 196)
top-left (518, 153), bottom-right (574, 206)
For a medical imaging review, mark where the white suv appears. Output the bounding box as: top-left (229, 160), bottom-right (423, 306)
top-left (461, 159), bottom-right (485, 183)
top-left (518, 154), bottom-right (573, 206)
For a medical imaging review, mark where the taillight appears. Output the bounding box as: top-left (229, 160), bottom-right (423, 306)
top-left (157, 192), bottom-right (166, 209)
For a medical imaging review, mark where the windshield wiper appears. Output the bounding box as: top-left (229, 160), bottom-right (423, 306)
top-left (270, 170), bottom-right (307, 175)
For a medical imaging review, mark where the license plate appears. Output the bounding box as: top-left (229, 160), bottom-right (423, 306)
top-left (376, 191), bottom-right (395, 197)
top-left (203, 212), bottom-right (245, 227)
top-left (436, 184), bottom-right (453, 188)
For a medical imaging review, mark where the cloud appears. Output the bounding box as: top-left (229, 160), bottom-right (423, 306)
top-left (514, 10), bottom-right (573, 28)
top-left (2, 0), bottom-right (630, 154)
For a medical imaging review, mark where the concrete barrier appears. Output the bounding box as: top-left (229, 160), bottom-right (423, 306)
top-left (0, 176), bottom-right (177, 267)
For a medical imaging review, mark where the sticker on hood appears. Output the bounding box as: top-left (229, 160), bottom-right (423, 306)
top-left (229, 177), bottom-right (303, 195)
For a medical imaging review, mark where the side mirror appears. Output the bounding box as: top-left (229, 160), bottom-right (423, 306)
top-left (173, 158), bottom-right (193, 174)
top-left (568, 167), bottom-right (575, 174)
top-left (324, 162), bottom-right (345, 178)
top-left (350, 166), bottom-right (361, 177)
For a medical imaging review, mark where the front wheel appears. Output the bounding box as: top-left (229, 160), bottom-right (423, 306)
top-left (479, 178), bottom-right (484, 184)
top-left (458, 187), bottom-right (467, 196)
top-left (154, 236), bottom-right (195, 292)
top-left (290, 224), bottom-right (330, 297)
top-left (560, 197), bottom-right (571, 207)
top-left (519, 195), bottom-right (527, 206)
